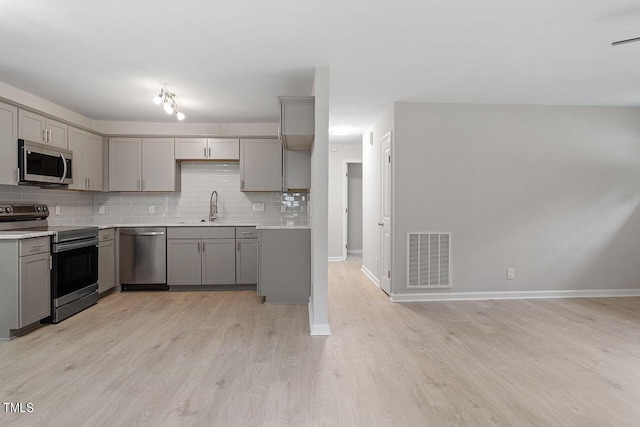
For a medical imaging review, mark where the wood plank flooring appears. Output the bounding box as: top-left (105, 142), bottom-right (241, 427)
top-left (2, 257), bottom-right (640, 426)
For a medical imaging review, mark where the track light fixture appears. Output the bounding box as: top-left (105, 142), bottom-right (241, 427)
top-left (152, 88), bottom-right (186, 120)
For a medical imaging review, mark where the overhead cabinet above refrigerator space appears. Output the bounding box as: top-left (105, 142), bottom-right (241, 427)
top-left (279, 96), bottom-right (314, 150)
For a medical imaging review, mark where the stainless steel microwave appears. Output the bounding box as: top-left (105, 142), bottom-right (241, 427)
top-left (18, 139), bottom-right (73, 186)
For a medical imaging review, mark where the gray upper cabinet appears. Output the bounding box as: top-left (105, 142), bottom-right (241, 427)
top-left (109, 138), bottom-right (178, 191)
top-left (86, 132), bottom-right (104, 191)
top-left (0, 102), bottom-right (18, 185)
top-left (240, 139), bottom-right (282, 192)
top-left (142, 138), bottom-right (178, 191)
top-left (18, 109), bottom-right (67, 148)
top-left (68, 127), bottom-right (87, 191)
top-left (284, 149), bottom-right (311, 191)
top-left (208, 138), bottom-right (239, 160)
top-left (175, 138), bottom-right (239, 161)
top-left (46, 118), bottom-right (68, 149)
top-left (175, 138), bottom-right (208, 160)
top-left (109, 138), bottom-right (141, 191)
top-left (279, 96), bottom-right (315, 150)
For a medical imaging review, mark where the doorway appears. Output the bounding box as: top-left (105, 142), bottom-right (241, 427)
top-left (343, 161), bottom-right (363, 263)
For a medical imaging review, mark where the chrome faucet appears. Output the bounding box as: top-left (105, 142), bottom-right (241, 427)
top-left (209, 190), bottom-right (218, 222)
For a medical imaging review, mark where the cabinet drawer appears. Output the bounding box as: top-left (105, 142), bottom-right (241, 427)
top-left (99, 228), bottom-right (115, 242)
top-left (19, 237), bottom-right (50, 256)
top-left (167, 227), bottom-right (235, 239)
top-left (236, 227), bottom-right (257, 239)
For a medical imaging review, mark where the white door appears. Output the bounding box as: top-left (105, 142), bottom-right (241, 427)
top-left (380, 132), bottom-right (392, 295)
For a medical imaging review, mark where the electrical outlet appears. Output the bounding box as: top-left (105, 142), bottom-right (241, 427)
top-left (55, 205), bottom-right (60, 215)
top-left (252, 202), bottom-right (264, 212)
top-left (507, 268), bottom-right (515, 280)
top-left (98, 205), bottom-right (105, 214)
top-left (149, 205), bottom-right (155, 214)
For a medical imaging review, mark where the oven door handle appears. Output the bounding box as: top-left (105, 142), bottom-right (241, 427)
top-left (60, 154), bottom-right (67, 183)
top-left (53, 238), bottom-right (99, 253)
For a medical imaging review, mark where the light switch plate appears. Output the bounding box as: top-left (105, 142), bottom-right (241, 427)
top-left (252, 202), bottom-right (264, 212)
top-left (55, 205), bottom-right (60, 215)
top-left (149, 205), bottom-right (155, 214)
top-left (98, 205), bottom-right (105, 214)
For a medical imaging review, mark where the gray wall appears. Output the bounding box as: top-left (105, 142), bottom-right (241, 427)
top-left (393, 102), bottom-right (640, 294)
top-left (347, 163), bottom-right (363, 252)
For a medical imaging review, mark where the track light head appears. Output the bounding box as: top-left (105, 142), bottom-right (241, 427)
top-left (152, 88), bottom-right (185, 120)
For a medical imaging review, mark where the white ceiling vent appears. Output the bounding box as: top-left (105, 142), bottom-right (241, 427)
top-left (407, 232), bottom-right (451, 289)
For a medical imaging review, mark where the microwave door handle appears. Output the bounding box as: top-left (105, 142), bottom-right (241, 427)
top-left (60, 154), bottom-right (67, 183)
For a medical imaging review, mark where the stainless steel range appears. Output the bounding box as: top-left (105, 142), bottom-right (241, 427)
top-left (0, 203), bottom-right (99, 323)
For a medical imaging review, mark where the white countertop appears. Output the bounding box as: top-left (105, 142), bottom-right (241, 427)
top-left (0, 222), bottom-right (310, 239)
top-left (96, 222), bottom-right (310, 230)
top-left (0, 231), bottom-right (55, 240)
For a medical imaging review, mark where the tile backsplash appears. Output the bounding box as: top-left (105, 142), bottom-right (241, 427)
top-left (0, 162), bottom-right (309, 226)
top-left (0, 184), bottom-right (94, 226)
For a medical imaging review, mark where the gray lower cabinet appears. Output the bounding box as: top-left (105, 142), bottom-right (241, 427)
top-left (167, 239), bottom-right (202, 286)
top-left (236, 239), bottom-right (258, 284)
top-left (258, 229), bottom-right (310, 303)
top-left (0, 237), bottom-right (51, 339)
top-left (20, 251), bottom-right (51, 327)
top-left (167, 227), bottom-right (238, 286)
top-left (98, 229), bottom-right (115, 294)
top-left (202, 239), bottom-right (236, 284)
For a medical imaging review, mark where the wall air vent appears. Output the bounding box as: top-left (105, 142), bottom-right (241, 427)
top-left (407, 232), bottom-right (452, 289)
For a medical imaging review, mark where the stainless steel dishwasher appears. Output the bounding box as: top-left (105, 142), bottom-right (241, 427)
top-left (119, 227), bottom-right (168, 291)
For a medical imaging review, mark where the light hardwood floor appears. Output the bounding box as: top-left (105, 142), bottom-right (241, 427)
top-left (2, 257), bottom-right (640, 426)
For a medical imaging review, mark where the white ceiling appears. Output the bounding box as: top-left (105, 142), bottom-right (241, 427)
top-left (1, 0), bottom-right (640, 132)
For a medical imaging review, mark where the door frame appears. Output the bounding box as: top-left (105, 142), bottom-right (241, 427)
top-left (342, 159), bottom-right (363, 260)
top-left (380, 131), bottom-right (393, 296)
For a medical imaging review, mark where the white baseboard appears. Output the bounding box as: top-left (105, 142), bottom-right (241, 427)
top-left (347, 250), bottom-right (363, 255)
top-left (308, 302), bottom-right (332, 336)
top-left (328, 256), bottom-right (345, 262)
top-left (360, 265), bottom-right (380, 288)
top-left (390, 289), bottom-right (640, 302)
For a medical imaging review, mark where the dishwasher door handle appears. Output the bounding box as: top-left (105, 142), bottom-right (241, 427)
top-left (120, 231), bottom-right (166, 236)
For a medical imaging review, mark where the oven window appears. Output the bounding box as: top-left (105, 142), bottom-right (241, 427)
top-left (52, 245), bottom-right (98, 299)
